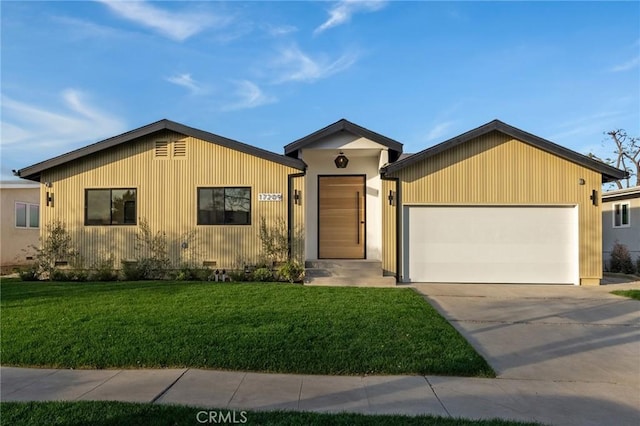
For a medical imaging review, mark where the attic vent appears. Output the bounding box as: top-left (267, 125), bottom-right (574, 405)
top-left (155, 141), bottom-right (169, 158)
top-left (173, 140), bottom-right (187, 157)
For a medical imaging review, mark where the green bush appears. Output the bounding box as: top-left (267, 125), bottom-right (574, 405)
top-left (18, 266), bottom-right (40, 281)
top-left (121, 261), bottom-right (144, 281)
top-left (252, 267), bottom-right (273, 282)
top-left (277, 260), bottom-right (304, 283)
top-left (228, 269), bottom-right (246, 282)
top-left (89, 255), bottom-right (118, 281)
top-left (610, 242), bottom-right (636, 274)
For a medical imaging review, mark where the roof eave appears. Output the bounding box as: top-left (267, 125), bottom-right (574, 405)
top-left (16, 119), bottom-right (305, 180)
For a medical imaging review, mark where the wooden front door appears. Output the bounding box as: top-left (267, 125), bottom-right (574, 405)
top-left (318, 175), bottom-right (366, 259)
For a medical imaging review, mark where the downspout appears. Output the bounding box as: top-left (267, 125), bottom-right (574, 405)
top-left (380, 170), bottom-right (401, 283)
top-left (287, 171), bottom-right (306, 260)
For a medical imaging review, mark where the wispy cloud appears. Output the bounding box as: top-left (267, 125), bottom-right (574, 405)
top-left (1, 90), bottom-right (125, 151)
top-left (315, 0), bottom-right (387, 35)
top-left (425, 121), bottom-right (455, 142)
top-left (166, 73), bottom-right (207, 95)
top-left (610, 56), bottom-right (640, 72)
top-left (549, 110), bottom-right (624, 142)
top-left (223, 80), bottom-right (276, 111)
top-left (271, 45), bottom-right (359, 83)
top-left (263, 24), bottom-right (298, 37)
top-left (97, 0), bottom-right (227, 41)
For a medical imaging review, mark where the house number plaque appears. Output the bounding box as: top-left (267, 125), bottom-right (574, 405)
top-left (258, 193), bottom-right (283, 202)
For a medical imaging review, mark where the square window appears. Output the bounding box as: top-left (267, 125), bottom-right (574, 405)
top-left (198, 187), bottom-right (251, 225)
top-left (85, 189), bottom-right (137, 226)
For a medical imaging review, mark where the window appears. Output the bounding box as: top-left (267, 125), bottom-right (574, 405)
top-left (613, 202), bottom-right (630, 227)
top-left (198, 187), bottom-right (251, 225)
top-left (85, 189), bottom-right (137, 225)
top-left (15, 202), bottom-right (39, 228)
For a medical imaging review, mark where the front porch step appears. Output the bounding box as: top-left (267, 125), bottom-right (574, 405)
top-left (305, 276), bottom-right (397, 287)
top-left (303, 260), bottom-right (396, 287)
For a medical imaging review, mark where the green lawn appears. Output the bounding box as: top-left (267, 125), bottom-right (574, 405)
top-left (611, 289), bottom-right (640, 300)
top-left (0, 401), bottom-right (542, 426)
top-left (0, 279), bottom-right (494, 376)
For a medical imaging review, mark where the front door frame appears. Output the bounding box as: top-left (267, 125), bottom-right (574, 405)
top-left (317, 174), bottom-right (367, 259)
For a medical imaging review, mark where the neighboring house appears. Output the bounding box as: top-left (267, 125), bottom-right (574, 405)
top-left (602, 186), bottom-right (640, 268)
top-left (0, 181), bottom-right (40, 273)
top-left (15, 118), bottom-right (626, 285)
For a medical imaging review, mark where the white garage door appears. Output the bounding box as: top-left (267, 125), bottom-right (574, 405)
top-left (403, 206), bottom-right (578, 284)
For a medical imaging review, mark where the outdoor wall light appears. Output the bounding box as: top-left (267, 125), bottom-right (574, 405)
top-left (388, 190), bottom-right (396, 206)
top-left (334, 151), bottom-right (349, 169)
top-left (293, 189), bottom-right (302, 205)
top-left (590, 189), bottom-right (598, 206)
top-left (46, 192), bottom-right (54, 207)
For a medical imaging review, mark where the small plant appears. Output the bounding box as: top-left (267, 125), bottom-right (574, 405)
top-left (252, 267), bottom-right (273, 282)
top-left (90, 254), bottom-right (118, 281)
top-left (18, 265), bottom-right (40, 281)
top-left (609, 242), bottom-right (636, 274)
top-left (133, 218), bottom-right (171, 279)
top-left (25, 220), bottom-right (79, 280)
top-left (277, 260), bottom-right (304, 283)
top-left (121, 261), bottom-right (144, 281)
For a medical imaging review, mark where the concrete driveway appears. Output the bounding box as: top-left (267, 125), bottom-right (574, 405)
top-left (412, 282), bottom-right (640, 424)
top-left (412, 282), bottom-right (640, 385)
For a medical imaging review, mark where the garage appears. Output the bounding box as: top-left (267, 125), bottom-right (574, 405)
top-left (403, 205), bottom-right (579, 284)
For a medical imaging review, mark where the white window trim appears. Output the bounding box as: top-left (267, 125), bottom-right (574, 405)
top-left (15, 202), bottom-right (39, 229)
top-left (612, 202), bottom-right (631, 228)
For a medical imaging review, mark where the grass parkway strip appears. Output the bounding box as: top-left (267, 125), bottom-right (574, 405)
top-left (0, 401), bottom-right (543, 426)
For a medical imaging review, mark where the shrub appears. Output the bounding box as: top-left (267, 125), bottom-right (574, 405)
top-left (228, 269), bottom-right (247, 282)
top-left (252, 267), bottom-right (273, 282)
top-left (258, 217), bottom-right (304, 264)
top-left (18, 266), bottom-right (40, 281)
top-left (121, 261), bottom-right (144, 281)
top-left (89, 254), bottom-right (118, 281)
top-left (610, 242), bottom-right (636, 274)
top-left (26, 220), bottom-right (80, 280)
top-left (132, 218), bottom-right (171, 279)
top-left (277, 260), bottom-right (304, 283)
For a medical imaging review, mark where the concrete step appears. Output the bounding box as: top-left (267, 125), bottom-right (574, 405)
top-left (304, 276), bottom-right (397, 287)
top-left (305, 259), bottom-right (382, 270)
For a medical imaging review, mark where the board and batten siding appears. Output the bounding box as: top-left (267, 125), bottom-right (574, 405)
top-left (39, 130), bottom-right (305, 268)
top-left (384, 131), bottom-right (602, 285)
top-left (381, 178), bottom-right (397, 276)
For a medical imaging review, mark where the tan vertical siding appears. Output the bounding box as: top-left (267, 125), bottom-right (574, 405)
top-left (40, 131), bottom-right (303, 270)
top-left (381, 179), bottom-right (397, 276)
top-left (389, 131), bottom-right (603, 283)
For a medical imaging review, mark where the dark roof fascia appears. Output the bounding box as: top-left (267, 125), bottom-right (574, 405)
top-left (602, 186), bottom-right (640, 202)
top-left (284, 119), bottom-right (403, 157)
top-left (17, 119), bottom-right (306, 181)
top-left (381, 119), bottom-right (627, 182)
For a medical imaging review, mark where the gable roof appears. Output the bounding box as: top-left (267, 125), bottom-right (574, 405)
top-left (381, 119), bottom-right (627, 182)
top-left (284, 118), bottom-right (403, 161)
top-left (16, 119), bottom-right (306, 181)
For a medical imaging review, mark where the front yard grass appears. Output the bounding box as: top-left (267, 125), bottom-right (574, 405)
top-left (0, 401), bottom-right (542, 426)
top-left (611, 289), bottom-right (640, 300)
top-left (0, 279), bottom-right (494, 377)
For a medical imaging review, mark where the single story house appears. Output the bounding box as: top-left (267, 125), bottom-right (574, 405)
top-left (602, 186), bottom-right (640, 268)
top-left (15, 118), bottom-right (626, 285)
top-left (0, 181), bottom-right (40, 273)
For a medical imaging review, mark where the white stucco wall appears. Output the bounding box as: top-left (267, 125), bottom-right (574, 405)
top-left (298, 133), bottom-right (389, 261)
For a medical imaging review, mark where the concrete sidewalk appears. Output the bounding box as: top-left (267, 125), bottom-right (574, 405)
top-left (2, 366), bottom-right (638, 426)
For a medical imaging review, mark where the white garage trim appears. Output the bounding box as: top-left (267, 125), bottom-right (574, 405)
top-left (402, 205), bottom-right (579, 285)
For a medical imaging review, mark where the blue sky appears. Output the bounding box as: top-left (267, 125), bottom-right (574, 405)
top-left (2, 1), bottom-right (639, 181)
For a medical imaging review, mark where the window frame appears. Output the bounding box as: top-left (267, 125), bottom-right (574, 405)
top-left (84, 188), bottom-right (138, 226)
top-left (15, 202), bottom-right (39, 229)
top-left (612, 202), bottom-right (631, 228)
top-left (197, 186), bottom-right (252, 226)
